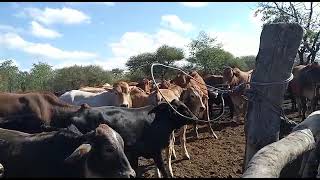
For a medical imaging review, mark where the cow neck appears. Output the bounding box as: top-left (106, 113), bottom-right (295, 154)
top-left (28, 129), bottom-right (85, 151)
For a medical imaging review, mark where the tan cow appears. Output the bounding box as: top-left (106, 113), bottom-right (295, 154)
top-left (130, 87), bottom-right (161, 108)
top-left (222, 67), bottom-right (253, 123)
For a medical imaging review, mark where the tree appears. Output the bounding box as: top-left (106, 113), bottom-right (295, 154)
top-left (51, 65), bottom-right (113, 91)
top-left (188, 47), bottom-right (236, 74)
top-left (126, 45), bottom-right (185, 79)
top-left (255, 2), bottom-right (320, 65)
top-left (28, 62), bottom-right (54, 91)
top-left (154, 45), bottom-right (184, 79)
top-left (0, 60), bottom-right (20, 92)
top-left (234, 55), bottom-right (256, 71)
top-left (187, 31), bottom-right (238, 74)
top-left (188, 31), bottom-right (222, 57)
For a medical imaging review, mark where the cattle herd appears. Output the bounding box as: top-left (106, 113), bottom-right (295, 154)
top-left (0, 63), bottom-right (319, 178)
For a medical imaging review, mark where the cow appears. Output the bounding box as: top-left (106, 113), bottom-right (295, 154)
top-left (130, 87), bottom-right (162, 108)
top-left (296, 63), bottom-right (320, 120)
top-left (0, 163), bottom-right (3, 178)
top-left (171, 71), bottom-right (218, 139)
top-left (0, 92), bottom-right (81, 133)
top-left (207, 90), bottom-right (234, 119)
top-left (204, 74), bottom-right (235, 119)
top-left (287, 65), bottom-right (307, 112)
top-left (60, 81), bottom-right (132, 108)
top-left (204, 74), bottom-right (224, 87)
top-left (60, 99), bottom-right (197, 178)
top-left (222, 67), bottom-right (253, 123)
top-left (136, 78), bottom-right (152, 94)
top-left (0, 124), bottom-right (135, 178)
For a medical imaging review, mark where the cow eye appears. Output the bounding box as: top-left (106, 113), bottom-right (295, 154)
top-left (105, 148), bottom-right (115, 153)
top-left (190, 94), bottom-right (195, 98)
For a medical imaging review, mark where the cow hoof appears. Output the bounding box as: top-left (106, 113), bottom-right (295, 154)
top-left (0, 163), bottom-right (4, 178)
top-left (183, 154), bottom-right (191, 160)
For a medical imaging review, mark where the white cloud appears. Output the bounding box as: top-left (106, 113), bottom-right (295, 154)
top-left (30, 21), bottom-right (62, 39)
top-left (161, 15), bottom-right (194, 33)
top-left (109, 29), bottom-right (191, 60)
top-left (67, 2), bottom-right (115, 6)
top-left (0, 24), bottom-right (24, 34)
top-left (25, 7), bottom-right (90, 25)
top-left (0, 33), bottom-right (97, 60)
top-left (179, 2), bottom-right (209, 8)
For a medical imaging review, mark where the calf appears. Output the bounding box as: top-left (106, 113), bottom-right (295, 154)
top-left (0, 124), bottom-right (135, 178)
top-left (66, 99), bottom-right (197, 178)
top-left (130, 87), bottom-right (161, 108)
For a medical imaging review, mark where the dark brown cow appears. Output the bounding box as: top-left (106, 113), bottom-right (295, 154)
top-left (222, 67), bottom-right (253, 123)
top-left (287, 64), bottom-right (307, 112)
top-left (296, 63), bottom-right (320, 119)
top-left (0, 92), bottom-right (81, 133)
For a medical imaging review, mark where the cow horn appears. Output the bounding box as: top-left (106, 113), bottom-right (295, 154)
top-left (65, 143), bottom-right (92, 163)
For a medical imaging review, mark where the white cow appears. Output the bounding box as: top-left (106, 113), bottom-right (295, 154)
top-left (60, 81), bottom-right (132, 107)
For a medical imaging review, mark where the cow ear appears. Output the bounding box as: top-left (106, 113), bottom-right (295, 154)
top-left (233, 69), bottom-right (241, 77)
top-left (80, 103), bottom-right (90, 110)
top-left (65, 143), bottom-right (92, 163)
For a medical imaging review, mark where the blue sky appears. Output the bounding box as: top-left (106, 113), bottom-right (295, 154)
top-left (0, 2), bottom-right (263, 71)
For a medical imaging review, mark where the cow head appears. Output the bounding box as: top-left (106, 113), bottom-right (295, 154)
top-left (148, 90), bottom-right (163, 106)
top-left (112, 81), bottom-right (132, 108)
top-left (148, 99), bottom-right (197, 129)
top-left (222, 67), bottom-right (235, 85)
top-left (171, 72), bottom-right (191, 88)
top-left (137, 78), bottom-right (152, 94)
top-left (180, 87), bottom-right (206, 118)
top-left (65, 124), bottom-right (135, 178)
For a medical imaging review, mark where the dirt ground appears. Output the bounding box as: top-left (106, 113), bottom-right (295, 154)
top-left (137, 99), bottom-right (306, 178)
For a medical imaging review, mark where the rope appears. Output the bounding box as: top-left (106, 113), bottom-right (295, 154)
top-left (150, 63), bottom-right (294, 124)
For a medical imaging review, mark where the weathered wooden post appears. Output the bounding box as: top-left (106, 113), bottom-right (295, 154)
top-left (244, 23), bottom-right (303, 169)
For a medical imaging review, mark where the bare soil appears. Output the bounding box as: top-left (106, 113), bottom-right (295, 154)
top-left (137, 99), bottom-right (307, 178)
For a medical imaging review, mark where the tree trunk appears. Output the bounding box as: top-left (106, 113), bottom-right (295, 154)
top-left (244, 23), bottom-right (303, 169)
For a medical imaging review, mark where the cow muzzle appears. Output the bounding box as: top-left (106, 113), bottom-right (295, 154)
top-left (120, 104), bottom-right (129, 108)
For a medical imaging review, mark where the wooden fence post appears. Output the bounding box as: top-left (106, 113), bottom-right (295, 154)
top-left (244, 23), bottom-right (303, 169)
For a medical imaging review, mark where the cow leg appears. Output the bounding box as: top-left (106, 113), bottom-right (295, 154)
top-left (193, 123), bottom-right (199, 139)
top-left (165, 132), bottom-right (175, 178)
top-left (153, 151), bottom-right (171, 178)
top-left (171, 131), bottom-right (177, 160)
top-left (301, 96), bottom-right (307, 120)
top-left (179, 125), bottom-right (190, 160)
top-left (128, 154), bottom-right (140, 177)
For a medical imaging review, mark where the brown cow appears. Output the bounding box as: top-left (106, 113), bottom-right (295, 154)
top-left (171, 71), bottom-right (217, 139)
top-left (222, 67), bottom-right (253, 123)
top-left (136, 78), bottom-right (153, 94)
top-left (287, 64), bottom-right (307, 112)
top-left (0, 92), bottom-right (81, 133)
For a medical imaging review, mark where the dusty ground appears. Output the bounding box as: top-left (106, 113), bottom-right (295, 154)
top-left (137, 99), bottom-right (308, 178)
